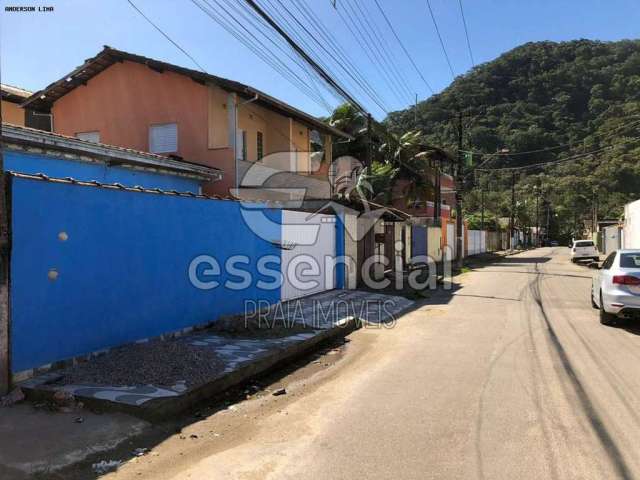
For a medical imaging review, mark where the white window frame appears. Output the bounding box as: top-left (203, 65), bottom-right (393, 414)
top-left (75, 131), bottom-right (100, 143)
top-left (149, 123), bottom-right (178, 154)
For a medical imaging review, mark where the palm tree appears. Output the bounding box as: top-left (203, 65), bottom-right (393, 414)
top-left (326, 103), bottom-right (452, 207)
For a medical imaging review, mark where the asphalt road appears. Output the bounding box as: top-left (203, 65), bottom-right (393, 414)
top-left (106, 247), bottom-right (640, 480)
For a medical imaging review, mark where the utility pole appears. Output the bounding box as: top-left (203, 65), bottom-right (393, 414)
top-left (455, 110), bottom-right (464, 268)
top-left (592, 189), bottom-right (598, 237)
top-left (546, 201), bottom-right (551, 243)
top-left (535, 185), bottom-right (540, 248)
top-left (480, 174), bottom-right (485, 231)
top-left (366, 113), bottom-right (372, 168)
top-left (414, 93), bottom-right (418, 124)
top-left (433, 157), bottom-right (441, 222)
top-left (509, 170), bottom-right (516, 250)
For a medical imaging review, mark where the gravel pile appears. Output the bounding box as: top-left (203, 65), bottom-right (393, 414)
top-left (55, 340), bottom-right (225, 388)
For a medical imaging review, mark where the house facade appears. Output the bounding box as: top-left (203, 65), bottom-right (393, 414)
top-left (21, 47), bottom-right (350, 199)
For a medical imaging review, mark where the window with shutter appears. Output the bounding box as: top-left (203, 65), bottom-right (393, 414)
top-left (149, 123), bottom-right (178, 153)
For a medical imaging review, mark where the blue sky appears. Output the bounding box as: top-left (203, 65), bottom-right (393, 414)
top-left (1, 0), bottom-right (638, 120)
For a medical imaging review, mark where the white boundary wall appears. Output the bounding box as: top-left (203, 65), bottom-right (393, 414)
top-left (623, 199), bottom-right (640, 249)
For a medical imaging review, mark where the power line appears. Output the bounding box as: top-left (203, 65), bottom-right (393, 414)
top-left (457, 0), bottom-right (475, 67)
top-left (335, 0), bottom-right (408, 106)
top-left (128, 0), bottom-right (333, 147)
top-left (350, 0), bottom-right (415, 101)
top-left (127, 0), bottom-right (206, 72)
top-left (476, 135), bottom-right (640, 172)
top-left (196, 0), bottom-right (327, 109)
top-left (265, 0), bottom-right (390, 114)
top-left (292, 0), bottom-right (391, 113)
top-left (462, 117), bottom-right (640, 157)
top-left (425, 0), bottom-right (456, 79)
top-left (257, 0), bottom-right (345, 110)
top-left (372, 0), bottom-right (434, 95)
top-left (243, 0), bottom-right (367, 113)
top-left (192, 0), bottom-right (332, 113)
top-left (230, 0), bottom-right (337, 110)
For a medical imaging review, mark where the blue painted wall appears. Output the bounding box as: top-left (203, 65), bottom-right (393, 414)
top-left (3, 149), bottom-right (201, 193)
top-left (10, 177), bottom-right (281, 372)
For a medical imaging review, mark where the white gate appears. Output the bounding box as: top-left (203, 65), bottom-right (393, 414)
top-left (447, 223), bottom-right (456, 258)
top-left (281, 210), bottom-right (336, 301)
top-left (604, 225), bottom-right (621, 254)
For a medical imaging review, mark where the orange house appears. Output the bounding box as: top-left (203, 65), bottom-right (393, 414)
top-left (22, 47), bottom-right (350, 198)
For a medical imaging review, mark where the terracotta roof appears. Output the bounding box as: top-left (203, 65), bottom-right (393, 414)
top-left (1, 83), bottom-right (32, 103)
top-left (7, 171), bottom-right (239, 200)
top-left (1, 122), bottom-right (222, 181)
top-left (21, 46), bottom-right (352, 140)
top-left (6, 171), bottom-right (300, 207)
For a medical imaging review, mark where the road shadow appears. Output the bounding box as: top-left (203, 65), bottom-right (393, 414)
top-left (609, 319), bottom-right (640, 336)
top-left (484, 256), bottom-right (551, 264)
top-left (471, 269), bottom-right (592, 279)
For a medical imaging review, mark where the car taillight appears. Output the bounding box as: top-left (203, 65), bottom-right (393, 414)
top-left (613, 275), bottom-right (640, 285)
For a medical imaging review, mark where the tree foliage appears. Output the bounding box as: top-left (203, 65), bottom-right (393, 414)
top-left (385, 39), bottom-right (640, 240)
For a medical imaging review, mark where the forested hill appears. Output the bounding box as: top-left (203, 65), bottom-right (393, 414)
top-left (385, 39), bottom-right (640, 238)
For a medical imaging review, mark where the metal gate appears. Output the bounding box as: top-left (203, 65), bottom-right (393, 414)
top-left (280, 210), bottom-right (336, 301)
top-left (412, 225), bottom-right (427, 258)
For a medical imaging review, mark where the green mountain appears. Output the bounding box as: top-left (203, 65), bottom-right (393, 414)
top-left (385, 39), bottom-right (640, 240)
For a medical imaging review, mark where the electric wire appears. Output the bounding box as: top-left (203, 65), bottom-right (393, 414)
top-left (425, 0), bottom-right (456, 79)
top-left (191, 0), bottom-right (332, 113)
top-left (350, 0), bottom-right (415, 101)
top-left (372, 0), bottom-right (435, 95)
top-left (127, 0), bottom-right (206, 72)
top-left (340, 0), bottom-right (410, 104)
top-left (457, 0), bottom-right (475, 67)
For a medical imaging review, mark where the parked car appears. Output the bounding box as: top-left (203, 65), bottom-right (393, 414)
top-left (571, 240), bottom-right (599, 263)
top-left (591, 250), bottom-right (640, 325)
top-left (550, 240), bottom-right (559, 247)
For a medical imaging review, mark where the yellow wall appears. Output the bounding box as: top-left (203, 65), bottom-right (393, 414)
top-left (237, 101), bottom-right (269, 162)
top-left (1, 100), bottom-right (25, 125)
top-left (291, 119), bottom-right (310, 173)
top-left (263, 108), bottom-right (291, 154)
top-left (207, 86), bottom-right (318, 174)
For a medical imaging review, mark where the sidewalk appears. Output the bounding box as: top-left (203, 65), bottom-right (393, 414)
top-left (1, 289), bottom-right (413, 477)
top-left (19, 290), bottom-right (413, 419)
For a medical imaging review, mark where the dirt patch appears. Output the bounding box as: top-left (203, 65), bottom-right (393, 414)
top-left (211, 312), bottom-right (318, 338)
top-left (54, 340), bottom-right (225, 388)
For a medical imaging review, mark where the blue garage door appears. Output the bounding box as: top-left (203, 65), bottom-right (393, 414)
top-left (412, 225), bottom-right (427, 258)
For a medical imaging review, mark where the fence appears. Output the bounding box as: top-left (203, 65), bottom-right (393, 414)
top-left (466, 230), bottom-right (486, 256)
top-left (411, 223), bottom-right (507, 262)
top-left (8, 174), bottom-right (341, 376)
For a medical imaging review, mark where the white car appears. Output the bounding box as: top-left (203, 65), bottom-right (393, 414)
top-left (571, 240), bottom-right (599, 263)
top-left (591, 250), bottom-right (640, 325)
